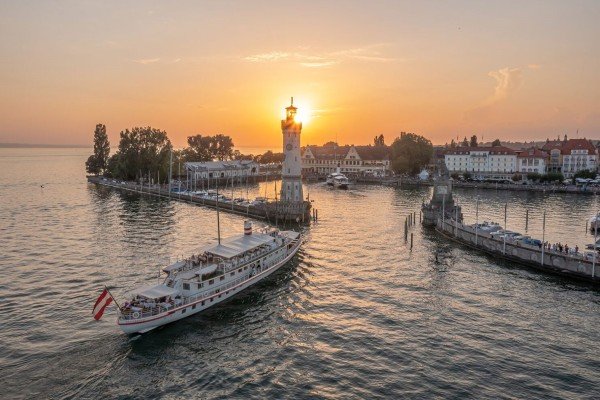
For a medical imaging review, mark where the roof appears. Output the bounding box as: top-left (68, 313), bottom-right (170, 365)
top-left (131, 284), bottom-right (179, 299)
top-left (444, 146), bottom-right (516, 155)
top-left (303, 144), bottom-right (389, 160)
top-left (517, 148), bottom-right (549, 158)
top-left (542, 138), bottom-right (597, 155)
top-left (205, 233), bottom-right (275, 259)
top-left (354, 145), bottom-right (390, 160)
top-left (185, 160), bottom-right (257, 171)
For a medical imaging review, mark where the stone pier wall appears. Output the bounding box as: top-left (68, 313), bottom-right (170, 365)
top-left (436, 218), bottom-right (599, 282)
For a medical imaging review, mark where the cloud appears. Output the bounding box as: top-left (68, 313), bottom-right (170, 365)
top-left (487, 67), bottom-right (523, 103)
top-left (134, 58), bottom-right (160, 65)
top-left (528, 63), bottom-right (542, 70)
top-left (243, 43), bottom-right (394, 67)
top-left (300, 61), bottom-right (338, 68)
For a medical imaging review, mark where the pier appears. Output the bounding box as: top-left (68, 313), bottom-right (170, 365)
top-left (87, 176), bottom-right (312, 224)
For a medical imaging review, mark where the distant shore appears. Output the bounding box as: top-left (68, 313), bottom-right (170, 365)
top-left (0, 142), bottom-right (90, 149)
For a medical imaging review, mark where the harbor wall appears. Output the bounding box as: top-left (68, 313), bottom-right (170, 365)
top-left (436, 217), bottom-right (599, 283)
top-left (87, 176), bottom-right (312, 224)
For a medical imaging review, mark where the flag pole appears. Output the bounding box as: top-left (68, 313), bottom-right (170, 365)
top-left (104, 285), bottom-right (122, 311)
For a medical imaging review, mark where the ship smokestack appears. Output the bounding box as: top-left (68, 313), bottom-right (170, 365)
top-left (244, 220), bottom-right (252, 235)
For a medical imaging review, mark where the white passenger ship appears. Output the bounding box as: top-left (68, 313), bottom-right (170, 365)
top-left (117, 221), bottom-right (301, 334)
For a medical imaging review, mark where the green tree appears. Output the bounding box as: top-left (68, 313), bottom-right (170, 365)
top-left (450, 139), bottom-right (457, 148)
top-left (374, 134), bottom-right (385, 146)
top-left (526, 172), bottom-right (541, 181)
top-left (186, 135), bottom-right (214, 161)
top-left (573, 169), bottom-right (596, 181)
top-left (85, 123), bottom-right (110, 175)
top-left (390, 132), bottom-right (433, 175)
top-left (461, 137), bottom-right (469, 147)
top-left (257, 150), bottom-right (285, 164)
top-left (541, 172), bottom-right (564, 182)
top-left (107, 126), bottom-right (172, 182)
top-left (491, 139), bottom-right (502, 147)
top-left (212, 134), bottom-right (235, 160)
top-left (470, 135), bottom-right (478, 147)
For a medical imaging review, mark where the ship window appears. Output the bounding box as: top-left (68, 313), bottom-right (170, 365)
top-left (244, 266), bottom-right (248, 270)
top-left (238, 268), bottom-right (242, 273)
top-left (192, 305), bottom-right (196, 310)
top-left (209, 279), bottom-right (214, 285)
top-left (183, 283), bottom-right (190, 290)
top-left (201, 301), bottom-right (205, 306)
top-left (220, 276), bottom-right (224, 281)
top-left (230, 272), bottom-right (235, 276)
top-left (198, 283), bottom-right (203, 289)
top-left (182, 308), bottom-right (186, 314)
top-left (210, 298), bottom-right (213, 302)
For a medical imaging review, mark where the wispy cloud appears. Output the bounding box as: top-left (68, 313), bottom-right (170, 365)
top-left (487, 67), bottom-right (523, 104)
top-left (243, 43), bottom-right (394, 67)
top-left (134, 58), bottom-right (160, 65)
top-left (528, 63), bottom-right (542, 70)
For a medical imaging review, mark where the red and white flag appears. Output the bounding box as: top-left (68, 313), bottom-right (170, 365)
top-left (92, 288), bottom-right (113, 320)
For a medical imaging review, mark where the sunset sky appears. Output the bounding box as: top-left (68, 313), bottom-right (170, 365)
top-left (1, 1), bottom-right (599, 149)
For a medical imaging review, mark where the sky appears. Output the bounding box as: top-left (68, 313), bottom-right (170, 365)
top-left (1, 0), bottom-right (599, 149)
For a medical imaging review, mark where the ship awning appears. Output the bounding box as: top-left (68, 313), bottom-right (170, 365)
top-left (131, 284), bottom-right (179, 299)
top-left (205, 233), bottom-right (275, 259)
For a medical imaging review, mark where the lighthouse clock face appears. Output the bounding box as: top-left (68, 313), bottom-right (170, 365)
top-left (286, 143), bottom-right (292, 151)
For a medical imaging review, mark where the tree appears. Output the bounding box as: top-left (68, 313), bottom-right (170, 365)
top-left (450, 139), bottom-right (457, 148)
top-left (526, 172), bottom-right (541, 181)
top-left (85, 123), bottom-right (110, 175)
top-left (461, 137), bottom-right (469, 147)
top-left (374, 134), bottom-right (385, 146)
top-left (491, 139), bottom-right (502, 147)
top-left (541, 172), bottom-right (564, 183)
top-left (257, 150), bottom-right (285, 164)
top-left (390, 132), bottom-right (433, 175)
top-left (186, 135), bottom-right (214, 162)
top-left (212, 134), bottom-right (234, 161)
top-left (107, 126), bottom-right (172, 182)
top-left (233, 150), bottom-right (254, 160)
top-left (470, 135), bottom-right (478, 147)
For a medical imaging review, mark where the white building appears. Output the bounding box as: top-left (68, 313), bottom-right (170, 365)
top-left (517, 148), bottom-right (548, 175)
top-left (302, 143), bottom-right (391, 176)
top-left (185, 160), bottom-right (259, 180)
top-left (561, 139), bottom-right (598, 178)
top-left (280, 98), bottom-right (304, 203)
top-left (444, 146), bottom-right (517, 180)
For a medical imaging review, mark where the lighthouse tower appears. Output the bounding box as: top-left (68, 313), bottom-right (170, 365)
top-left (280, 97), bottom-right (304, 203)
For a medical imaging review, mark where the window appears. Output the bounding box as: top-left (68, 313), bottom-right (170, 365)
top-left (183, 283), bottom-right (190, 290)
top-left (209, 279), bottom-right (214, 285)
top-left (201, 301), bottom-right (205, 306)
top-left (230, 272), bottom-right (235, 277)
top-left (220, 276), bottom-right (224, 281)
top-left (182, 308), bottom-right (186, 314)
top-left (192, 304), bottom-right (196, 310)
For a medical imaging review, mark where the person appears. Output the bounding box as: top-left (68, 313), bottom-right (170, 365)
top-left (575, 245), bottom-right (579, 253)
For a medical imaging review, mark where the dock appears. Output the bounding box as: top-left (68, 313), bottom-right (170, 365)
top-left (87, 176), bottom-right (312, 224)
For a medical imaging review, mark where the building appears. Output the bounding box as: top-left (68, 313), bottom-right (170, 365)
top-left (443, 146), bottom-right (517, 180)
top-left (541, 136), bottom-right (598, 177)
top-left (280, 98), bottom-right (303, 203)
top-left (516, 148), bottom-right (548, 175)
top-left (185, 160), bottom-right (259, 180)
top-left (302, 142), bottom-right (391, 176)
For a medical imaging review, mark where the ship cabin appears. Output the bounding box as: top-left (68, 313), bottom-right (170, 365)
top-left (162, 226), bottom-right (287, 299)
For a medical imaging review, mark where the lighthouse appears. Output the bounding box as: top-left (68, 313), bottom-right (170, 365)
top-left (280, 97), bottom-right (304, 203)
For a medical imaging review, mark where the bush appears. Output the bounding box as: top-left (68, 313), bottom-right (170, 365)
top-left (526, 172), bottom-right (542, 182)
top-left (512, 174), bottom-right (522, 182)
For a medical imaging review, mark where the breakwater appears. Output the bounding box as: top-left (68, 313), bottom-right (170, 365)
top-left (87, 176), bottom-right (312, 223)
top-left (436, 217), bottom-right (599, 283)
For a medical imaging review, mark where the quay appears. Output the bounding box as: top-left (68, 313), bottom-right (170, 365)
top-left (87, 175), bottom-right (312, 224)
top-left (435, 217), bottom-right (599, 283)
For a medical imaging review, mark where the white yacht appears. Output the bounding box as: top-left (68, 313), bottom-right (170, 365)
top-left (326, 168), bottom-right (350, 189)
top-left (589, 213), bottom-right (600, 232)
top-left (117, 221), bottom-right (301, 334)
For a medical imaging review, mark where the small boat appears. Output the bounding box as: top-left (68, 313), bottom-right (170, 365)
top-left (589, 213), bottom-right (600, 231)
top-left (326, 168), bottom-right (350, 189)
top-left (586, 238), bottom-right (600, 250)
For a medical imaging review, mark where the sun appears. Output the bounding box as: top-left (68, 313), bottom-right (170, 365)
top-left (281, 97), bottom-right (313, 125)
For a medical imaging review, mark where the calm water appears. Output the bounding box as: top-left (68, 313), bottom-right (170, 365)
top-left (1, 148), bottom-right (599, 399)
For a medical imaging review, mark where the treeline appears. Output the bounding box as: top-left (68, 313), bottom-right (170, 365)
top-left (85, 124), bottom-right (284, 181)
top-left (390, 132), bottom-right (433, 175)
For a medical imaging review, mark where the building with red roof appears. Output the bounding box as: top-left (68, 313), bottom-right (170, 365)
top-left (541, 136), bottom-right (597, 177)
top-left (517, 147), bottom-right (549, 174)
top-left (302, 142), bottom-right (391, 176)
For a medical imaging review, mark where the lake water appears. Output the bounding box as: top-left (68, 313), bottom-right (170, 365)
top-left (1, 148), bottom-right (599, 399)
